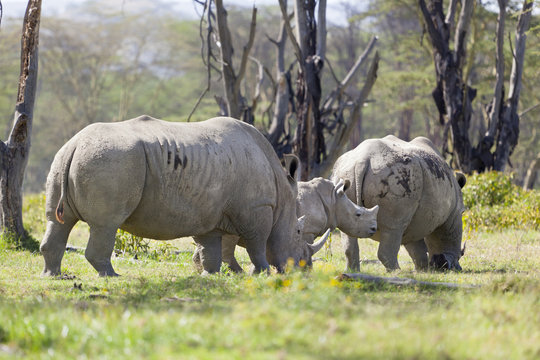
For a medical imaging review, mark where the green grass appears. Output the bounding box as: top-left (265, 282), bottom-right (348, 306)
top-left (0, 194), bottom-right (538, 359)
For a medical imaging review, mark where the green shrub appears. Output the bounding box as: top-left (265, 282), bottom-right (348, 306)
top-left (114, 229), bottom-right (150, 256)
top-left (462, 171), bottom-right (522, 208)
top-left (462, 172), bottom-right (540, 232)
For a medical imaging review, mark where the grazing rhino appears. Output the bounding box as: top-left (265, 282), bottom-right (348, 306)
top-left (193, 177), bottom-right (379, 272)
top-left (40, 116), bottom-right (328, 276)
top-left (331, 135), bottom-right (466, 271)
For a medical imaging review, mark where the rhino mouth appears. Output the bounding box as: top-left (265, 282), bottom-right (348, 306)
top-left (429, 254), bottom-right (462, 271)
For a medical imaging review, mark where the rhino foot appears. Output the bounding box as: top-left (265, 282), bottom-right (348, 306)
top-left (429, 253), bottom-right (462, 271)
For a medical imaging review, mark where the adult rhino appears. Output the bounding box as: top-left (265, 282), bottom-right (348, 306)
top-left (40, 116), bottom-right (328, 276)
top-left (193, 177), bottom-right (379, 272)
top-left (331, 135), bottom-right (466, 271)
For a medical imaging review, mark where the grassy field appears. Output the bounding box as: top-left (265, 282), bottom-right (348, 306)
top-left (0, 194), bottom-right (539, 359)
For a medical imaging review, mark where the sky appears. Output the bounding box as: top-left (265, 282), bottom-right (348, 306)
top-left (1, 0), bottom-right (352, 24)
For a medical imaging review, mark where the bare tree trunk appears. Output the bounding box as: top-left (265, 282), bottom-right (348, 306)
top-left (214, 0), bottom-right (257, 122)
top-left (0, 0), bottom-right (41, 239)
top-left (523, 153), bottom-right (540, 190)
top-left (419, 0), bottom-right (476, 172)
top-left (267, 2), bottom-right (292, 151)
top-left (493, 0), bottom-right (532, 171)
top-left (291, 0), bottom-right (324, 180)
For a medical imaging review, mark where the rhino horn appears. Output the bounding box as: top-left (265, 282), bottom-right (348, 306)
top-left (308, 229), bottom-right (331, 255)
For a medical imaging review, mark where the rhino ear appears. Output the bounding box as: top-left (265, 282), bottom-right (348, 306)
top-left (455, 172), bottom-right (466, 188)
top-left (334, 178), bottom-right (351, 197)
top-left (283, 154), bottom-right (301, 182)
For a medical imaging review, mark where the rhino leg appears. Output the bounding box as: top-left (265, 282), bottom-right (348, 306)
top-left (377, 230), bottom-right (402, 271)
top-left (341, 231), bottom-right (360, 271)
top-left (404, 239), bottom-right (429, 270)
top-left (40, 219), bottom-right (77, 276)
top-left (194, 234), bottom-right (222, 274)
top-left (85, 225), bottom-right (119, 277)
top-left (221, 235), bottom-right (243, 273)
top-left (235, 206), bottom-right (272, 274)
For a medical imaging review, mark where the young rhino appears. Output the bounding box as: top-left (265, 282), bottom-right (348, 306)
top-left (193, 177), bottom-right (379, 272)
top-left (331, 135), bottom-right (466, 272)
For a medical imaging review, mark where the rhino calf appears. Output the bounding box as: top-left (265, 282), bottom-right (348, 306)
top-left (193, 177), bottom-right (379, 272)
top-left (40, 116), bottom-right (328, 276)
top-left (331, 135), bottom-right (466, 271)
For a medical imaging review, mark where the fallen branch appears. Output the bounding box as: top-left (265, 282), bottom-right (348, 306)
top-left (338, 273), bottom-right (479, 289)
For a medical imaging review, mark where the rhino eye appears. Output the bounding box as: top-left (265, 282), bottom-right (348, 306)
top-left (356, 213), bottom-right (362, 217)
top-left (297, 229), bottom-right (301, 234)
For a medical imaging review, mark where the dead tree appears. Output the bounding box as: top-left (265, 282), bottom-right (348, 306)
top-left (419, 0), bottom-right (533, 173)
top-left (523, 152), bottom-right (540, 190)
top-left (0, 0), bottom-right (41, 240)
top-left (193, 0), bottom-right (379, 180)
top-left (419, 0), bottom-right (476, 172)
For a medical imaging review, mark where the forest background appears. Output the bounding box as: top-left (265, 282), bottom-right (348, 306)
top-left (0, 0), bottom-right (539, 193)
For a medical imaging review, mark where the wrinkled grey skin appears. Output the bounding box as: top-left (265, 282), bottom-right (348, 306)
top-left (40, 116), bottom-right (325, 277)
top-left (193, 177), bottom-right (379, 273)
top-left (331, 135), bottom-right (466, 272)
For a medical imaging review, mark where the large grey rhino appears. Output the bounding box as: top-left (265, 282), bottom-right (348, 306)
top-left (193, 177), bottom-right (379, 272)
top-left (331, 135), bottom-right (466, 271)
top-left (40, 116), bottom-right (328, 276)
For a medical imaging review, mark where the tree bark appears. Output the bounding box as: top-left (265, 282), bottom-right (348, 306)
top-left (0, 0), bottom-right (41, 238)
top-left (493, 0), bottom-right (532, 171)
top-left (419, 0), bottom-right (476, 172)
top-left (267, 3), bottom-right (292, 150)
top-left (523, 153), bottom-right (540, 190)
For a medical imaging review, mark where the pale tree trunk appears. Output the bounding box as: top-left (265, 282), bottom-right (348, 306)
top-left (267, 1), bottom-right (292, 152)
top-left (523, 153), bottom-right (540, 190)
top-left (492, 0), bottom-right (532, 171)
top-left (0, 0), bottom-right (41, 239)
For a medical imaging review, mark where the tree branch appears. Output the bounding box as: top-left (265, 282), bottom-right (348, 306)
top-left (316, 51), bottom-right (379, 177)
top-left (235, 6), bottom-right (257, 95)
top-left (316, 0), bottom-right (327, 62)
top-left (486, 0), bottom-right (507, 139)
top-left (249, 56), bottom-right (264, 112)
top-left (322, 36), bottom-right (378, 113)
top-left (507, 0), bottom-right (533, 106)
top-left (278, 0), bottom-right (303, 67)
top-left (418, 0), bottom-right (447, 55)
top-left (454, 0), bottom-right (475, 69)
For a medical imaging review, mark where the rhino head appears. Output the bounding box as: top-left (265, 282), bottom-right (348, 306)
top-left (427, 171), bottom-right (467, 271)
top-left (333, 178), bottom-right (379, 238)
top-left (266, 156), bottom-right (331, 272)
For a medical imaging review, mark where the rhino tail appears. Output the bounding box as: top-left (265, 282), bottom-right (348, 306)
top-left (353, 160), bottom-right (370, 206)
top-left (55, 143), bottom-right (77, 224)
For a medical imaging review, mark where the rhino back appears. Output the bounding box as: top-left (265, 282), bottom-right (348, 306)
top-left (122, 117), bottom-right (279, 238)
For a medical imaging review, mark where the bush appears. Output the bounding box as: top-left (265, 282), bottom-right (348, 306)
top-left (114, 229), bottom-right (150, 256)
top-left (462, 172), bottom-right (540, 232)
top-left (462, 171), bottom-right (522, 208)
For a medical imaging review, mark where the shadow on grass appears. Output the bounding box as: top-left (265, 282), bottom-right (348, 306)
top-left (0, 231), bottom-right (40, 252)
